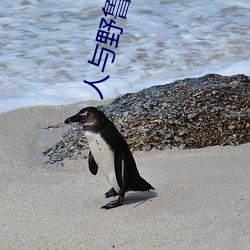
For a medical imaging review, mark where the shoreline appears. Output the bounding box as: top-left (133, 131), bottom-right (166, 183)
top-left (0, 101), bottom-right (249, 249)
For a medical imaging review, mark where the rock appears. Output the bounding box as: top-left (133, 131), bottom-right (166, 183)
top-left (43, 74), bottom-right (250, 164)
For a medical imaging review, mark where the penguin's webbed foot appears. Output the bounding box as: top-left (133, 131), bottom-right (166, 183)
top-left (101, 196), bottom-right (124, 209)
top-left (105, 187), bottom-right (118, 198)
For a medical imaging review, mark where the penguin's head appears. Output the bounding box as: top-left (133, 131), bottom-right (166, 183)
top-left (65, 107), bottom-right (109, 129)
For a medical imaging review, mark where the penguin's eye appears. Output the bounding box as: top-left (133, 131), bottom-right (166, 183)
top-left (79, 112), bottom-right (88, 119)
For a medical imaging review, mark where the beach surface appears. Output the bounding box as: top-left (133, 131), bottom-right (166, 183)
top-left (0, 100), bottom-right (249, 249)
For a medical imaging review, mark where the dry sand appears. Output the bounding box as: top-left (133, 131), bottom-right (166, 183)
top-left (0, 100), bottom-right (249, 249)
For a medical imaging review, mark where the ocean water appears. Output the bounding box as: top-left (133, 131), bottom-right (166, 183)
top-left (0, 0), bottom-right (250, 112)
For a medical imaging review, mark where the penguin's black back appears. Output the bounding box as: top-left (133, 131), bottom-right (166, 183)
top-left (102, 122), bottom-right (154, 192)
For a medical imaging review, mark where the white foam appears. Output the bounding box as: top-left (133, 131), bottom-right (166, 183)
top-left (218, 60), bottom-right (250, 76)
top-left (0, 0), bottom-right (250, 112)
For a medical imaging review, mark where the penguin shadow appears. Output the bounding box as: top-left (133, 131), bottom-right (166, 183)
top-left (122, 190), bottom-right (157, 208)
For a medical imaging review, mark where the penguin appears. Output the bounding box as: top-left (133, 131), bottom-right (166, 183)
top-left (65, 107), bottom-right (154, 209)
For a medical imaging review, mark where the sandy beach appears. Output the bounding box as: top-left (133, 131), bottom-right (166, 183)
top-left (0, 100), bottom-right (249, 249)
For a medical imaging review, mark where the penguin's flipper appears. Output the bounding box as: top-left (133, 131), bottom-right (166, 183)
top-left (114, 146), bottom-right (124, 190)
top-left (101, 196), bottom-right (124, 209)
top-left (88, 151), bottom-right (98, 175)
top-left (105, 187), bottom-right (118, 198)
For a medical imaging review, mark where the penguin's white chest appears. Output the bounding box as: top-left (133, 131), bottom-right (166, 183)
top-left (85, 131), bottom-right (120, 192)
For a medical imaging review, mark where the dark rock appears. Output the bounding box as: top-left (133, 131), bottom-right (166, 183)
top-left (43, 74), bottom-right (250, 163)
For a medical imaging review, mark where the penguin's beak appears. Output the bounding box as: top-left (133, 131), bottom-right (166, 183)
top-left (64, 114), bottom-right (81, 124)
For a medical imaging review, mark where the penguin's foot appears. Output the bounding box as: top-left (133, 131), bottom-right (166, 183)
top-left (105, 187), bottom-right (118, 198)
top-left (101, 196), bottom-right (124, 209)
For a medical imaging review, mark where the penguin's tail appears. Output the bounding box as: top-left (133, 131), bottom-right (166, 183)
top-left (132, 176), bottom-right (154, 192)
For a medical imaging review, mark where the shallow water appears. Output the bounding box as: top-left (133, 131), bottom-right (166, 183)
top-left (0, 0), bottom-right (250, 112)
